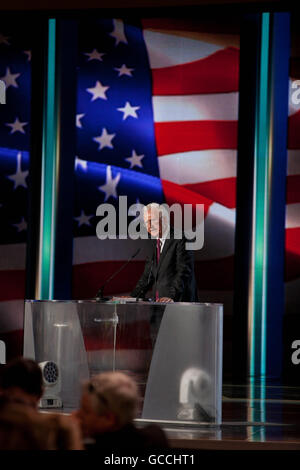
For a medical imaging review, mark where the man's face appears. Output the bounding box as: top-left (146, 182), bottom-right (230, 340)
top-left (143, 209), bottom-right (165, 238)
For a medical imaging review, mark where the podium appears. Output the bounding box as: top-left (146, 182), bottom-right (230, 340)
top-left (23, 300), bottom-right (223, 425)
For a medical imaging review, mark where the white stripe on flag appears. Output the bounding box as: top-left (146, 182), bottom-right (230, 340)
top-left (158, 149), bottom-right (237, 184)
top-left (0, 243), bottom-right (26, 270)
top-left (198, 203), bottom-right (235, 260)
top-left (285, 277), bottom-right (300, 310)
top-left (288, 78), bottom-right (300, 116)
top-left (287, 149), bottom-right (300, 176)
top-left (152, 93), bottom-right (239, 122)
top-left (285, 203), bottom-right (300, 229)
top-left (0, 300), bottom-right (25, 332)
top-left (73, 203), bottom-right (236, 265)
top-left (73, 237), bottom-right (151, 264)
top-left (143, 29), bottom-right (223, 69)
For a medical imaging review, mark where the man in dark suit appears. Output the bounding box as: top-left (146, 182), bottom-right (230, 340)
top-left (131, 203), bottom-right (198, 303)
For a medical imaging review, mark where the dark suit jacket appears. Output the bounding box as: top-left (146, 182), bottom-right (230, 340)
top-left (131, 232), bottom-right (198, 302)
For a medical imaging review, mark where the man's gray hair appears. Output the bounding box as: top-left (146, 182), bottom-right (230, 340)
top-left (82, 372), bottom-right (139, 427)
top-left (143, 202), bottom-right (169, 220)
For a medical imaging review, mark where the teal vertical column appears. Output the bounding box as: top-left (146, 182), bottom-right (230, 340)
top-left (265, 13), bottom-right (290, 379)
top-left (26, 18), bottom-right (77, 301)
top-left (53, 20), bottom-right (77, 299)
top-left (38, 18), bottom-right (58, 300)
top-left (233, 13), bottom-right (260, 380)
top-left (246, 13), bottom-right (271, 426)
top-left (250, 12), bottom-right (271, 379)
top-left (233, 12), bottom-right (290, 385)
top-left (249, 12), bottom-right (290, 380)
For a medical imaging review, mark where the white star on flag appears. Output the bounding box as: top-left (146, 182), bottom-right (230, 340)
top-left (110, 19), bottom-right (128, 46)
top-left (23, 50), bottom-right (31, 61)
top-left (13, 217), bottom-right (27, 232)
top-left (98, 165), bottom-right (121, 201)
top-left (74, 210), bottom-right (93, 227)
top-left (0, 67), bottom-right (20, 88)
top-left (76, 113), bottom-right (85, 128)
top-left (0, 34), bottom-right (10, 45)
top-left (87, 80), bottom-right (109, 101)
top-left (84, 49), bottom-right (105, 61)
top-left (6, 117), bottom-right (28, 134)
top-left (117, 101), bottom-right (140, 120)
top-left (125, 150), bottom-right (144, 169)
top-left (75, 156), bottom-right (88, 171)
top-left (128, 198), bottom-right (143, 216)
top-left (93, 128), bottom-right (115, 150)
top-left (7, 152), bottom-right (29, 189)
top-left (114, 64), bottom-right (134, 77)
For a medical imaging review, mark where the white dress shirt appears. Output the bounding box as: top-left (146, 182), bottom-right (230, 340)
top-left (158, 228), bottom-right (170, 253)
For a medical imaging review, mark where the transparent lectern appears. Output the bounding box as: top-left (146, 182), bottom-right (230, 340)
top-left (23, 300), bottom-right (223, 425)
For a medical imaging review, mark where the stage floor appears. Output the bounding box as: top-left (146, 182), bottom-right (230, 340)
top-left (157, 382), bottom-right (300, 450)
top-left (47, 382), bottom-right (300, 450)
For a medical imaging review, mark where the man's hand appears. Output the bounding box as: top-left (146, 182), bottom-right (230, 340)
top-left (156, 297), bottom-right (174, 303)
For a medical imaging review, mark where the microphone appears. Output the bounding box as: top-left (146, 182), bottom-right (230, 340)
top-left (95, 248), bottom-right (141, 301)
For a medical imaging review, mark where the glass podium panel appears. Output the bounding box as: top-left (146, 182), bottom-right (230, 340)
top-left (24, 300), bottom-right (223, 424)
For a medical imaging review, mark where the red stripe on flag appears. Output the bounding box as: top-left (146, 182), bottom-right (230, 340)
top-left (287, 175), bottom-right (300, 204)
top-left (0, 270), bottom-right (25, 302)
top-left (288, 111), bottom-right (300, 149)
top-left (152, 48), bottom-right (239, 95)
top-left (155, 121), bottom-right (238, 156)
top-left (72, 258), bottom-right (235, 297)
top-left (196, 246), bottom-right (300, 288)
top-left (0, 329), bottom-right (23, 362)
top-left (195, 256), bottom-right (235, 290)
top-left (183, 178), bottom-right (237, 209)
top-left (142, 18), bottom-right (204, 31)
top-left (162, 179), bottom-right (213, 215)
top-left (285, 228), bottom-right (300, 281)
top-left (141, 18), bottom-right (240, 36)
top-left (72, 260), bottom-right (146, 300)
top-left (3, 232), bottom-right (299, 305)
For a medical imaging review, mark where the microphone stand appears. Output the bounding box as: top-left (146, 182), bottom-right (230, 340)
top-left (95, 248), bottom-right (141, 301)
top-left (135, 257), bottom-right (154, 301)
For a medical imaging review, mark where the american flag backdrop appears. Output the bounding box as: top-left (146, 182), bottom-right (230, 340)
top-left (285, 59), bottom-right (300, 315)
top-left (0, 23), bottom-right (31, 358)
top-left (72, 18), bottom-right (239, 305)
top-left (0, 17), bottom-right (299, 365)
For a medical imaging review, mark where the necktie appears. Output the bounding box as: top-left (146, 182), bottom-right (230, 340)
top-left (156, 239), bottom-right (161, 301)
top-left (156, 238), bottom-right (161, 263)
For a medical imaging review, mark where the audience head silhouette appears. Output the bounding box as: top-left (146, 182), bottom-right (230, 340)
top-left (0, 357), bottom-right (44, 409)
top-left (76, 371), bottom-right (139, 437)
